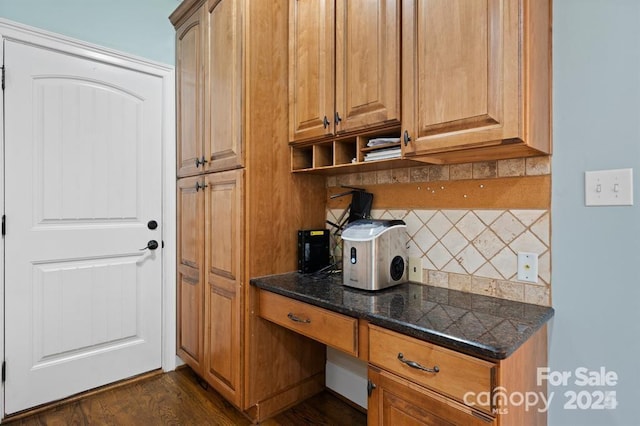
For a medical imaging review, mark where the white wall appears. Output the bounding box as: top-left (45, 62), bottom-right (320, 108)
top-left (550, 0), bottom-right (640, 424)
top-left (0, 0), bottom-right (178, 65)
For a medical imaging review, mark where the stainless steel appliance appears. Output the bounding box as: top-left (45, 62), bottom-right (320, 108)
top-left (341, 219), bottom-right (407, 290)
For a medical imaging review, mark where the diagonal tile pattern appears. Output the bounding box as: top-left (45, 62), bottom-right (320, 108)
top-left (400, 209), bottom-right (549, 283)
top-left (325, 208), bottom-right (551, 306)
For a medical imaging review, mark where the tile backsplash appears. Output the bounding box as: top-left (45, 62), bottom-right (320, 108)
top-left (324, 156), bottom-right (552, 306)
top-left (327, 208), bottom-right (551, 306)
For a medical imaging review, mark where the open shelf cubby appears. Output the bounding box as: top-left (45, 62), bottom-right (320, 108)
top-left (334, 139), bottom-right (357, 166)
top-left (291, 145), bottom-right (313, 171)
top-left (313, 142), bottom-right (333, 168)
top-left (290, 126), bottom-right (411, 173)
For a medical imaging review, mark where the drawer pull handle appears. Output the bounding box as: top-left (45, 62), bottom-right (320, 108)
top-left (397, 353), bottom-right (440, 373)
top-left (287, 313), bottom-right (311, 324)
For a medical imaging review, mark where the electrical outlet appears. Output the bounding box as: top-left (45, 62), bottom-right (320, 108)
top-left (408, 257), bottom-right (422, 282)
top-left (517, 252), bottom-right (538, 283)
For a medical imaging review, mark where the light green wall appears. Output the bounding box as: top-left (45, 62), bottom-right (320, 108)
top-left (0, 0), bottom-right (178, 64)
top-left (551, 0), bottom-right (640, 424)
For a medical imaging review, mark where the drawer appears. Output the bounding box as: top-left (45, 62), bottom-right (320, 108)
top-left (369, 325), bottom-right (496, 414)
top-left (258, 290), bottom-right (358, 356)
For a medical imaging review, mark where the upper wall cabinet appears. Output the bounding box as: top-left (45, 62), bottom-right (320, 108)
top-left (289, 0), bottom-right (401, 144)
top-left (176, 6), bottom-right (206, 177)
top-left (401, 0), bottom-right (551, 163)
top-left (175, 0), bottom-right (243, 178)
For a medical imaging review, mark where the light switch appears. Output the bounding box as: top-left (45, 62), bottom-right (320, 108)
top-left (585, 168), bottom-right (633, 206)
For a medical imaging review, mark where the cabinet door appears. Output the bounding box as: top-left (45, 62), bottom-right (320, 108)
top-left (203, 169), bottom-right (243, 406)
top-left (206, 0), bottom-right (243, 171)
top-left (289, 0), bottom-right (335, 142)
top-left (176, 7), bottom-right (206, 177)
top-left (368, 367), bottom-right (496, 426)
top-left (402, 0), bottom-right (519, 156)
top-left (335, 0), bottom-right (400, 133)
top-left (177, 176), bottom-right (205, 374)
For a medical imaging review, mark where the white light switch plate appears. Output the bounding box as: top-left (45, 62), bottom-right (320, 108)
top-left (585, 168), bottom-right (633, 206)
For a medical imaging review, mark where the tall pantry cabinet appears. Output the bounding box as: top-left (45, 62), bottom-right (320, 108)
top-left (171, 0), bottom-right (327, 421)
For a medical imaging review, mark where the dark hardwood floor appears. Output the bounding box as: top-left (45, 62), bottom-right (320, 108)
top-left (4, 367), bottom-right (366, 425)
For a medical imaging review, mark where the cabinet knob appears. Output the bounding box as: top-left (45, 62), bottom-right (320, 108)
top-left (195, 181), bottom-right (208, 192)
top-left (323, 115), bottom-right (330, 129)
top-left (403, 130), bottom-right (411, 146)
top-left (367, 380), bottom-right (377, 397)
top-left (335, 111), bottom-right (342, 125)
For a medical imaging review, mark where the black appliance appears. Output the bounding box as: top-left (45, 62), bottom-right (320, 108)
top-left (297, 229), bottom-right (330, 273)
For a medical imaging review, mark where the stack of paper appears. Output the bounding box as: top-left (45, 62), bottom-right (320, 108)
top-left (367, 137), bottom-right (400, 147)
top-left (363, 147), bottom-right (401, 162)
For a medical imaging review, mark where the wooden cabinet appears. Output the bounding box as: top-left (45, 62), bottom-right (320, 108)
top-left (176, 6), bottom-right (206, 177)
top-left (290, 0), bottom-right (551, 172)
top-left (367, 324), bottom-right (549, 426)
top-left (176, 171), bottom-right (243, 407)
top-left (176, 176), bottom-right (205, 373)
top-left (259, 290), bottom-right (358, 356)
top-left (401, 0), bottom-right (551, 162)
top-left (335, 0), bottom-right (401, 134)
top-left (288, 0), bottom-right (334, 142)
top-left (206, 0), bottom-right (243, 172)
top-left (369, 325), bottom-right (496, 415)
top-left (172, 0), bottom-right (328, 422)
top-left (256, 288), bottom-right (550, 425)
top-left (368, 367), bottom-right (495, 426)
top-left (289, 0), bottom-right (401, 143)
top-left (175, 0), bottom-right (243, 177)
top-left (202, 169), bottom-right (243, 405)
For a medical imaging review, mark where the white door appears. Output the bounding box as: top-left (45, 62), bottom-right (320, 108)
top-left (3, 39), bottom-right (163, 414)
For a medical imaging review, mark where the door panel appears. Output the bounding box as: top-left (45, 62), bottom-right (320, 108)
top-left (335, 0), bottom-right (400, 133)
top-left (368, 368), bottom-right (495, 426)
top-left (288, 0), bottom-right (335, 142)
top-left (36, 79), bottom-right (139, 221)
top-left (35, 257), bottom-right (139, 361)
top-left (203, 169), bottom-right (243, 406)
top-left (420, 0), bottom-right (491, 128)
top-left (4, 39), bottom-right (163, 414)
top-left (206, 287), bottom-right (238, 385)
top-left (206, 172), bottom-right (241, 280)
top-left (176, 7), bottom-right (206, 177)
top-left (402, 0), bottom-right (519, 155)
top-left (206, 0), bottom-right (243, 171)
top-left (176, 176), bottom-right (205, 373)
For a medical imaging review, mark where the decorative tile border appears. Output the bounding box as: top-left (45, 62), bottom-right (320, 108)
top-left (326, 156), bottom-right (550, 188)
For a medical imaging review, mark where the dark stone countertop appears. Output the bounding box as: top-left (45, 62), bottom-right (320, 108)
top-left (250, 272), bottom-right (554, 360)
